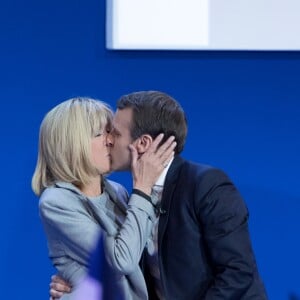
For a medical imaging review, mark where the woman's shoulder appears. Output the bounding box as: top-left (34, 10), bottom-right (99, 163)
top-left (39, 182), bottom-right (82, 209)
top-left (106, 179), bottom-right (127, 192)
top-left (103, 178), bottom-right (129, 204)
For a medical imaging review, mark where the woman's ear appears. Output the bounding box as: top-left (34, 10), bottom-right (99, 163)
top-left (135, 134), bottom-right (153, 154)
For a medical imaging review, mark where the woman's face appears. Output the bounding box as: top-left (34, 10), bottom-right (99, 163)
top-left (91, 130), bottom-right (111, 174)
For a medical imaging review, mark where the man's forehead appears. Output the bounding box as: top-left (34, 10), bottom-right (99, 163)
top-left (113, 109), bottom-right (132, 126)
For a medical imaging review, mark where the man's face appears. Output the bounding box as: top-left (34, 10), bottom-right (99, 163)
top-left (108, 108), bottom-right (135, 171)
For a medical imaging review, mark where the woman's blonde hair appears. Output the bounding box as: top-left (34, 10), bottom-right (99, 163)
top-left (31, 97), bottom-right (113, 196)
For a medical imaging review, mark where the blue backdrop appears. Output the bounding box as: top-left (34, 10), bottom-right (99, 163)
top-left (1, 1), bottom-right (299, 299)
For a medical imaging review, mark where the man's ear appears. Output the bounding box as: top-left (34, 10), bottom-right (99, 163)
top-left (135, 134), bottom-right (153, 154)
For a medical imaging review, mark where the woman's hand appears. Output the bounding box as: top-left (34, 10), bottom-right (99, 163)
top-left (130, 134), bottom-right (176, 195)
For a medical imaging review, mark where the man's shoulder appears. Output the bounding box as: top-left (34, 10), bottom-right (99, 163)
top-left (183, 159), bottom-right (221, 175)
top-left (181, 159), bottom-right (231, 185)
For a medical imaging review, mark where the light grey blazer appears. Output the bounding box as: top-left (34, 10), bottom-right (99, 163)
top-left (39, 178), bottom-right (157, 300)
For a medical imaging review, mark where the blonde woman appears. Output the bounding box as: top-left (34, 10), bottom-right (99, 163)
top-left (32, 97), bottom-right (175, 299)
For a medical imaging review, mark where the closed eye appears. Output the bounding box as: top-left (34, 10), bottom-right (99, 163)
top-left (110, 128), bottom-right (121, 137)
top-left (94, 132), bottom-right (103, 137)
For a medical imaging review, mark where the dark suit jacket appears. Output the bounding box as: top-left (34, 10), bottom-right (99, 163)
top-left (143, 156), bottom-right (268, 300)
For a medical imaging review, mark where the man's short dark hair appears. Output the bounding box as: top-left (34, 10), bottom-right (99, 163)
top-left (117, 91), bottom-right (187, 154)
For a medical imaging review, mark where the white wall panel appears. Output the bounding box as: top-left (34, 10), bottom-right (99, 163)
top-left (106, 0), bottom-right (300, 50)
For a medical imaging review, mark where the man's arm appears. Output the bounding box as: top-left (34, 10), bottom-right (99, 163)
top-left (49, 235), bottom-right (120, 300)
top-left (49, 275), bottom-right (71, 300)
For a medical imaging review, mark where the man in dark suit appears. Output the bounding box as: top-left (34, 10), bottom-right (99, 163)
top-left (51, 90), bottom-right (268, 299)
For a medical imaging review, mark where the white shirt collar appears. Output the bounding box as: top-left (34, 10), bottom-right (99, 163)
top-left (154, 157), bottom-right (174, 187)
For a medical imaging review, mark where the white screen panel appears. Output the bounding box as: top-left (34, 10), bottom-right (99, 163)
top-left (106, 0), bottom-right (300, 50)
top-left (106, 0), bottom-right (209, 50)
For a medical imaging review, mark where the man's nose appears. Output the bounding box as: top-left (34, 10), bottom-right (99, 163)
top-left (106, 132), bottom-right (114, 146)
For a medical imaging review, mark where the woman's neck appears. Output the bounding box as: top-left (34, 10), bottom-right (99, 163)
top-left (80, 176), bottom-right (102, 197)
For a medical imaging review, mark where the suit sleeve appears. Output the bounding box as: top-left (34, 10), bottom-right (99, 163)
top-left (196, 169), bottom-right (260, 299)
top-left (39, 190), bottom-right (101, 266)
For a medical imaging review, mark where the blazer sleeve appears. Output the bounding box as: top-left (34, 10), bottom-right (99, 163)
top-left (195, 168), bottom-right (261, 299)
top-left (103, 191), bottom-right (158, 275)
top-left (39, 188), bottom-right (101, 266)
